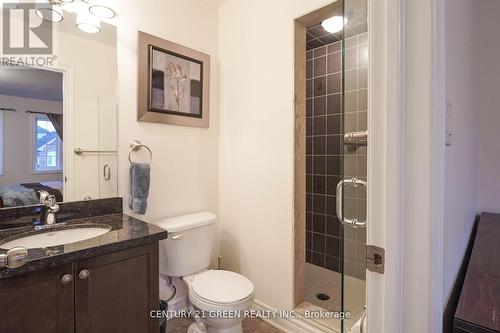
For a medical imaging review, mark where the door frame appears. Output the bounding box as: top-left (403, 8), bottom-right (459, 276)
top-left (366, 0), bottom-right (404, 331)
top-left (292, 0), bottom-right (407, 331)
top-left (368, 0), bottom-right (446, 332)
top-left (293, 0), bottom-right (444, 331)
top-left (60, 63), bottom-right (75, 202)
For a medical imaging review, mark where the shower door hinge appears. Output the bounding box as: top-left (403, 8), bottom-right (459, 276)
top-left (366, 245), bottom-right (385, 274)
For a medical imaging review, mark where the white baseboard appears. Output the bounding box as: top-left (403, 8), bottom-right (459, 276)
top-left (250, 300), bottom-right (339, 333)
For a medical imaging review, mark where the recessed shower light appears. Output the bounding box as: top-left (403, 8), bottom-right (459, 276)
top-left (89, 4), bottom-right (116, 19)
top-left (321, 16), bottom-right (347, 34)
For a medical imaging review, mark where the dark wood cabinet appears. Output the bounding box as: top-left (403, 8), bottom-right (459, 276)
top-left (0, 263), bottom-right (74, 333)
top-left (75, 243), bottom-right (159, 333)
top-left (0, 243), bottom-right (159, 333)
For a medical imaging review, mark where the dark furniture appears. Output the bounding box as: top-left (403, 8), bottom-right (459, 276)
top-left (454, 213), bottom-right (500, 333)
top-left (0, 243), bottom-right (159, 333)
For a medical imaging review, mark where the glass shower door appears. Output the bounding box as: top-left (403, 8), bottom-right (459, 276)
top-left (340, 0), bottom-right (368, 331)
top-left (297, 2), bottom-right (367, 331)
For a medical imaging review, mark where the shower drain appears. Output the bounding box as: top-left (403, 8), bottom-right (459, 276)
top-left (316, 293), bottom-right (330, 301)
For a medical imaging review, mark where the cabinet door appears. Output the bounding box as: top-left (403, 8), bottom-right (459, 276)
top-left (75, 243), bottom-right (159, 333)
top-left (0, 264), bottom-right (75, 333)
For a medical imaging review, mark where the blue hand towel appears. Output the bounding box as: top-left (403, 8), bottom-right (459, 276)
top-left (128, 162), bottom-right (150, 214)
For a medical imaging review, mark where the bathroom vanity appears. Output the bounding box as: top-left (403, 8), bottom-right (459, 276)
top-left (0, 198), bottom-right (167, 333)
top-left (0, 7), bottom-right (167, 332)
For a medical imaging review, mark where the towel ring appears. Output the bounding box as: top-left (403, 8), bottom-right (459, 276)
top-left (129, 140), bottom-right (152, 164)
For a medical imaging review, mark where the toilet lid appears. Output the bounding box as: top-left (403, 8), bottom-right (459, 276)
top-left (192, 270), bottom-right (254, 304)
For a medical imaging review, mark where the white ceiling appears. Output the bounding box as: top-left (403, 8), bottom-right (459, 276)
top-left (0, 67), bottom-right (63, 102)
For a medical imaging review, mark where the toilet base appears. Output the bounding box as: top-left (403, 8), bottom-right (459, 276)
top-left (188, 322), bottom-right (243, 333)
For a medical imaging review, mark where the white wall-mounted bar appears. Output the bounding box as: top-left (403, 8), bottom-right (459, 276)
top-left (74, 148), bottom-right (118, 155)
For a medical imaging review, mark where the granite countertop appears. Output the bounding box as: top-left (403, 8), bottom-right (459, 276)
top-left (0, 212), bottom-right (167, 279)
top-left (454, 213), bottom-right (500, 332)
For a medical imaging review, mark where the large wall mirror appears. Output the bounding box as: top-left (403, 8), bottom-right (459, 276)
top-left (0, 9), bottom-right (118, 208)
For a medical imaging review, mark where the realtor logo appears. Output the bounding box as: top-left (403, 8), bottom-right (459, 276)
top-left (2, 3), bottom-right (53, 55)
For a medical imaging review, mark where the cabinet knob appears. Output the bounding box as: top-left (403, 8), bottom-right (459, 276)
top-left (61, 274), bottom-right (73, 284)
top-left (79, 269), bottom-right (90, 280)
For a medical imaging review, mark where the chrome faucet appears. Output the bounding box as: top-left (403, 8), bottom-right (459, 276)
top-left (36, 191), bottom-right (61, 230)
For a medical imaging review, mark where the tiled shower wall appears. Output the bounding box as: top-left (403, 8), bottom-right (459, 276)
top-left (305, 41), bottom-right (343, 273)
top-left (305, 33), bottom-right (368, 281)
top-left (343, 33), bottom-right (368, 281)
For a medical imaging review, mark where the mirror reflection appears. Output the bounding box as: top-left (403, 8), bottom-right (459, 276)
top-left (0, 67), bottom-right (64, 208)
top-left (0, 10), bottom-right (118, 208)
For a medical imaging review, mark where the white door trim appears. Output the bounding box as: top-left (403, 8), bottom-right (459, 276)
top-left (398, 0), bottom-right (445, 332)
top-left (366, 0), bottom-right (404, 332)
top-left (58, 63), bottom-right (75, 202)
top-left (430, 0), bottom-right (446, 331)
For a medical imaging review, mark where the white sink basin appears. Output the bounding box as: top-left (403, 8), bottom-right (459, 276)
top-left (0, 225), bottom-right (111, 249)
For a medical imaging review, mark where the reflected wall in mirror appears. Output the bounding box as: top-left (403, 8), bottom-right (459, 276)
top-left (0, 67), bottom-right (64, 208)
top-left (0, 10), bottom-right (118, 208)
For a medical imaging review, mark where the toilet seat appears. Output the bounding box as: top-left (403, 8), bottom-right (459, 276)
top-left (189, 270), bottom-right (254, 311)
top-left (189, 270), bottom-right (254, 307)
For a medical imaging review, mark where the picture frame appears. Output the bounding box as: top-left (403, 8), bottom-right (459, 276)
top-left (138, 31), bottom-right (210, 128)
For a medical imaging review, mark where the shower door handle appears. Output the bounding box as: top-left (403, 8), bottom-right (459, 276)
top-left (103, 164), bottom-right (111, 181)
top-left (336, 178), bottom-right (367, 228)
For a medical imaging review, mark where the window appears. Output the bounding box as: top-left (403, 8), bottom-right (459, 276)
top-left (33, 114), bottom-right (62, 173)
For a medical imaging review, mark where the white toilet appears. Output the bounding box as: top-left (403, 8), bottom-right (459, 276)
top-left (153, 212), bottom-right (254, 333)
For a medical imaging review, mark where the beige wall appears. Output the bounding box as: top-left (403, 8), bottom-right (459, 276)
top-left (114, 0), bottom-right (219, 222)
top-left (442, 0), bottom-right (479, 304)
top-left (218, 0), bottom-right (336, 310)
top-left (477, 0), bottom-right (500, 214)
top-left (0, 95), bottom-right (63, 185)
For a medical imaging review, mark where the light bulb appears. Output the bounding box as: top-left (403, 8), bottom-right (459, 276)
top-left (321, 16), bottom-right (347, 34)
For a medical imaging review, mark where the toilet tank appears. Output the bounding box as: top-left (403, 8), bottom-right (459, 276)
top-left (153, 212), bottom-right (216, 277)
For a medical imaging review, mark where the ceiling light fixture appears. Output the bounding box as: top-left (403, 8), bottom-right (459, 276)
top-left (76, 12), bottom-right (101, 33)
top-left (35, 2), bottom-right (64, 23)
top-left (89, 5), bottom-right (116, 19)
top-left (32, 0), bottom-right (116, 34)
top-left (321, 16), bottom-right (347, 34)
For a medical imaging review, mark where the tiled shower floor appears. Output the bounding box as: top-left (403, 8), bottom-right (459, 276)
top-left (296, 263), bottom-right (366, 332)
top-left (304, 263), bottom-right (342, 311)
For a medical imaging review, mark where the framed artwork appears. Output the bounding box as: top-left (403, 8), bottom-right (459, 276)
top-left (138, 31), bottom-right (210, 128)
